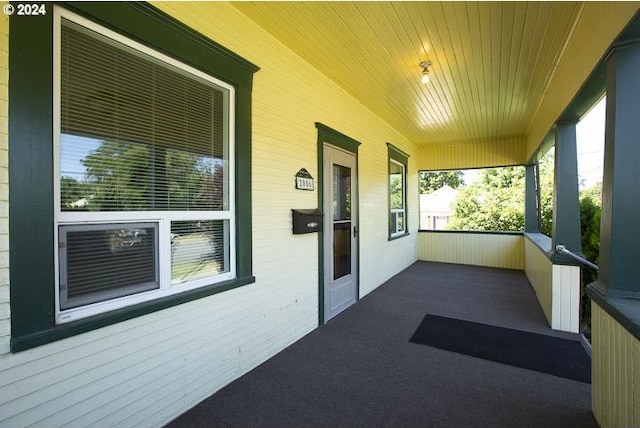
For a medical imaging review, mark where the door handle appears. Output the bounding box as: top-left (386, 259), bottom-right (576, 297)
top-left (353, 225), bottom-right (358, 238)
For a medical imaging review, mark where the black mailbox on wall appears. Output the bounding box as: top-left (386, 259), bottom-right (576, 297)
top-left (292, 209), bottom-right (323, 234)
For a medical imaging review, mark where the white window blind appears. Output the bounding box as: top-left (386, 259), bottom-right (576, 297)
top-left (60, 19), bottom-right (228, 212)
top-left (56, 12), bottom-right (234, 322)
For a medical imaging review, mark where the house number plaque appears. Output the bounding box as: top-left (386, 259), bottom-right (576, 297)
top-left (295, 168), bottom-right (314, 191)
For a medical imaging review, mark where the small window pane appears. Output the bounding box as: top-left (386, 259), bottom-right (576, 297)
top-left (390, 161), bottom-right (404, 210)
top-left (389, 159), bottom-right (406, 236)
top-left (60, 224), bottom-right (159, 309)
top-left (171, 220), bottom-right (229, 284)
top-left (396, 211), bottom-right (404, 232)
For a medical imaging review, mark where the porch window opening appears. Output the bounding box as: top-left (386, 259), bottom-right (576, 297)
top-left (419, 166), bottom-right (526, 232)
top-left (55, 10), bottom-right (235, 323)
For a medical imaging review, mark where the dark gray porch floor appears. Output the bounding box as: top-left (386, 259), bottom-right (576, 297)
top-left (166, 261), bottom-right (597, 428)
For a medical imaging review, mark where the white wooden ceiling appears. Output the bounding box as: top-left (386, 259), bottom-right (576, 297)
top-left (233, 2), bottom-right (584, 146)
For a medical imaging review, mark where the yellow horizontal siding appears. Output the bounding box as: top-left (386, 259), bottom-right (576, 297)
top-left (418, 232), bottom-right (524, 270)
top-left (524, 238), bottom-right (553, 325)
top-left (1, 2), bottom-right (420, 426)
top-left (592, 303), bottom-right (640, 428)
top-left (417, 136), bottom-right (525, 171)
top-left (526, 2), bottom-right (640, 159)
top-left (0, 13), bottom-right (8, 356)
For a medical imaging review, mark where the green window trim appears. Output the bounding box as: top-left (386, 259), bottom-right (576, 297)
top-left (9, 2), bottom-right (258, 352)
top-left (388, 143), bottom-right (410, 240)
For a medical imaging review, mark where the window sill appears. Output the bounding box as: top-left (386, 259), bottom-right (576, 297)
top-left (11, 274), bottom-right (256, 353)
top-left (388, 232), bottom-right (410, 241)
top-left (420, 229), bottom-right (523, 236)
top-left (588, 283), bottom-right (640, 341)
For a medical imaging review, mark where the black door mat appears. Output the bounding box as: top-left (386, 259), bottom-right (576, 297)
top-left (409, 314), bottom-right (591, 383)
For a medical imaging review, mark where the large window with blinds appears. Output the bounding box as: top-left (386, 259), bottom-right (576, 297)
top-left (54, 10), bottom-right (235, 323)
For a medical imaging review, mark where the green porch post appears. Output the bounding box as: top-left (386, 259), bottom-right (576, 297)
top-left (524, 164), bottom-right (539, 233)
top-left (592, 41), bottom-right (640, 298)
top-left (551, 121), bottom-right (582, 263)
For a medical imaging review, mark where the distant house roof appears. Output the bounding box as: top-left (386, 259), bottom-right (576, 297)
top-left (420, 185), bottom-right (459, 216)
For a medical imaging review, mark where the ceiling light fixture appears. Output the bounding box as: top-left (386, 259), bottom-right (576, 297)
top-left (420, 60), bottom-right (432, 84)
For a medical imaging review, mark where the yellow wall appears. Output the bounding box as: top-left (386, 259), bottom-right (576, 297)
top-left (0, 3), bottom-right (421, 426)
top-left (526, 2), bottom-right (640, 159)
top-left (524, 238), bottom-right (553, 325)
top-left (154, 2), bottom-right (420, 297)
top-left (418, 232), bottom-right (524, 270)
top-left (592, 303), bottom-right (640, 428)
top-left (0, 13), bottom-right (8, 355)
top-left (417, 136), bottom-right (525, 171)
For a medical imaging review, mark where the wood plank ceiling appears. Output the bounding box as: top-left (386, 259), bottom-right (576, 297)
top-left (233, 2), bottom-right (584, 147)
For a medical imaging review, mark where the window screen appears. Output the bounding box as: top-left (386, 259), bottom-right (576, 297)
top-left (59, 223), bottom-right (159, 309)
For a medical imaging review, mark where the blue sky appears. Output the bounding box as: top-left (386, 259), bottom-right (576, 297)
top-left (576, 96), bottom-right (605, 189)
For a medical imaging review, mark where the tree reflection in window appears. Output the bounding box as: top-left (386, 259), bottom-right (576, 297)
top-left (60, 138), bottom-right (224, 212)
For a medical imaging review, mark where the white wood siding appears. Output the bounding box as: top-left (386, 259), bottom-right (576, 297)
top-left (418, 232), bottom-right (524, 270)
top-left (0, 3), bottom-right (418, 426)
top-left (592, 303), bottom-right (640, 428)
top-left (551, 265), bottom-right (580, 333)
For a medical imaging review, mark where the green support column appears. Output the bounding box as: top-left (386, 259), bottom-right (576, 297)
top-left (525, 164), bottom-right (539, 233)
top-left (551, 121), bottom-right (582, 262)
top-left (593, 42), bottom-right (640, 298)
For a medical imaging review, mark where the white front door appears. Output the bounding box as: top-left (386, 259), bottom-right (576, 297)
top-left (323, 144), bottom-right (358, 321)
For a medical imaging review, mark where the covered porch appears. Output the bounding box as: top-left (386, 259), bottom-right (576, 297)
top-left (2, 2), bottom-right (640, 427)
top-left (167, 261), bottom-right (595, 428)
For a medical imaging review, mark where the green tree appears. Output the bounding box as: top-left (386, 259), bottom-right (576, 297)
top-left (538, 150), bottom-right (555, 236)
top-left (80, 140), bottom-right (222, 212)
top-left (82, 140), bottom-right (151, 211)
top-left (390, 163), bottom-right (404, 210)
top-left (419, 170), bottom-right (464, 194)
top-left (447, 166), bottom-right (525, 231)
top-left (60, 176), bottom-right (90, 210)
top-left (579, 183), bottom-right (602, 336)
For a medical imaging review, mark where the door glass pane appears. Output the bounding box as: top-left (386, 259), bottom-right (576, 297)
top-left (333, 165), bottom-right (351, 221)
top-left (333, 222), bottom-right (351, 280)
